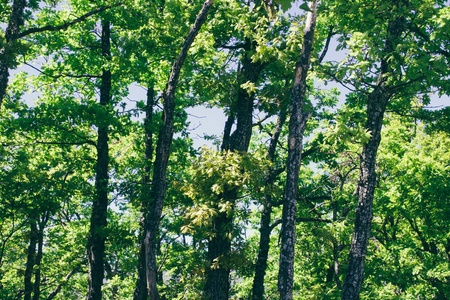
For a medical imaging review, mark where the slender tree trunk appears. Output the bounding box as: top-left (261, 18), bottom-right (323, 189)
top-left (278, 2), bottom-right (316, 299)
top-left (332, 199), bottom-right (342, 290)
top-left (24, 219), bottom-right (37, 300)
top-left (86, 20), bottom-right (111, 300)
top-left (252, 107), bottom-right (287, 300)
top-left (138, 2), bottom-right (213, 299)
top-left (134, 86), bottom-right (155, 300)
top-left (341, 17), bottom-right (405, 300)
top-left (32, 214), bottom-right (48, 300)
top-left (0, 0), bottom-right (26, 109)
top-left (206, 39), bottom-right (264, 300)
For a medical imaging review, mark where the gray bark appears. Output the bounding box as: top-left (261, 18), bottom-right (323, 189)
top-left (278, 2), bottom-right (317, 299)
top-left (341, 17), bottom-right (405, 300)
top-left (0, 0), bottom-right (26, 109)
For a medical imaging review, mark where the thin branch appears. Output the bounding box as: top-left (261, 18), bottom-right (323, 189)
top-left (270, 217), bottom-right (332, 231)
top-left (408, 23), bottom-right (450, 59)
top-left (253, 115), bottom-right (271, 128)
top-left (390, 75), bottom-right (426, 92)
top-left (317, 25), bottom-right (334, 64)
top-left (321, 68), bottom-right (357, 92)
top-left (18, 4), bottom-right (121, 39)
top-left (24, 63), bottom-right (101, 79)
top-left (46, 263), bottom-right (82, 300)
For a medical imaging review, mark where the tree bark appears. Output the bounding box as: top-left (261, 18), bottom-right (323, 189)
top-left (278, 2), bottom-right (316, 299)
top-left (206, 39), bottom-right (265, 300)
top-left (0, 0), bottom-right (26, 109)
top-left (138, 1), bottom-right (213, 299)
top-left (86, 20), bottom-right (111, 300)
top-left (252, 107), bottom-right (287, 300)
top-left (134, 86), bottom-right (155, 300)
top-left (341, 17), bottom-right (405, 300)
top-left (24, 219), bottom-right (37, 300)
top-left (32, 214), bottom-right (48, 300)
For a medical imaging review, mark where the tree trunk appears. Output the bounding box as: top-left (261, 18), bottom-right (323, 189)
top-left (86, 20), bottom-right (111, 300)
top-left (32, 214), bottom-right (48, 300)
top-left (341, 17), bottom-right (405, 300)
top-left (0, 0), bottom-right (26, 109)
top-left (205, 212), bottom-right (233, 300)
top-left (278, 2), bottom-right (316, 299)
top-left (24, 219), bottom-right (37, 300)
top-left (252, 107), bottom-right (287, 300)
top-left (206, 39), bottom-right (264, 300)
top-left (134, 86), bottom-right (155, 300)
top-left (138, 2), bottom-right (213, 299)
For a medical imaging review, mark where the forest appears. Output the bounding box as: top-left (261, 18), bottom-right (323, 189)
top-left (1, 0), bottom-right (450, 299)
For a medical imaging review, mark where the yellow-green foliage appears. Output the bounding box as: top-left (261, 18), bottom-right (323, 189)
top-left (181, 147), bottom-right (271, 236)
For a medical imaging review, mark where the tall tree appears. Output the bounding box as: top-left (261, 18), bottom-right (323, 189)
top-left (86, 19), bottom-right (112, 300)
top-left (204, 37), bottom-right (265, 300)
top-left (277, 1), bottom-right (317, 299)
top-left (134, 86), bottom-right (155, 300)
top-left (0, 0), bottom-right (115, 109)
top-left (318, 0), bottom-right (450, 298)
top-left (138, 0), bottom-right (214, 298)
top-left (340, 16), bottom-right (405, 299)
top-left (251, 107), bottom-right (286, 300)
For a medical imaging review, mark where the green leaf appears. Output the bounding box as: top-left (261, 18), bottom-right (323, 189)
top-left (278, 0), bottom-right (293, 12)
top-left (299, 2), bottom-right (312, 12)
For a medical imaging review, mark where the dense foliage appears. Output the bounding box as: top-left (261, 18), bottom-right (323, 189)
top-left (1, 0), bottom-right (449, 299)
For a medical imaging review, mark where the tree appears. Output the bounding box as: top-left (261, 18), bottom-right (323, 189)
top-left (86, 19), bottom-right (112, 300)
top-left (318, 1), bottom-right (450, 298)
top-left (137, 0), bottom-right (214, 298)
top-left (0, 0), bottom-right (116, 109)
top-left (277, 1), bottom-right (317, 299)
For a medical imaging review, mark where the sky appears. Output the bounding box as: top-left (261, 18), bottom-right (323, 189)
top-left (4, 1), bottom-right (450, 152)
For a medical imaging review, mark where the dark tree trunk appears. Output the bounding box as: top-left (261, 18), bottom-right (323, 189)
top-left (32, 214), bottom-right (48, 300)
top-left (134, 86), bottom-right (155, 300)
top-left (206, 38), bottom-right (265, 300)
top-left (332, 200), bottom-right (342, 290)
top-left (205, 212), bottom-right (233, 300)
top-left (278, 2), bottom-right (316, 299)
top-left (86, 20), bottom-right (111, 300)
top-left (251, 107), bottom-right (287, 300)
top-left (251, 203), bottom-right (272, 300)
top-left (0, 0), bottom-right (26, 109)
top-left (137, 2), bottom-right (213, 299)
top-left (341, 17), bottom-right (405, 300)
top-left (24, 219), bottom-right (37, 300)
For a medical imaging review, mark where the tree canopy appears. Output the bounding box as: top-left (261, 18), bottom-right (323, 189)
top-left (0, 0), bottom-right (449, 299)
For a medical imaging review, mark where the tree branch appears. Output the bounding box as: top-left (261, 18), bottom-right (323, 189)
top-left (317, 25), bottom-right (334, 64)
top-left (270, 217), bottom-right (332, 231)
top-left (46, 263), bottom-right (82, 300)
top-left (18, 4), bottom-right (121, 39)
